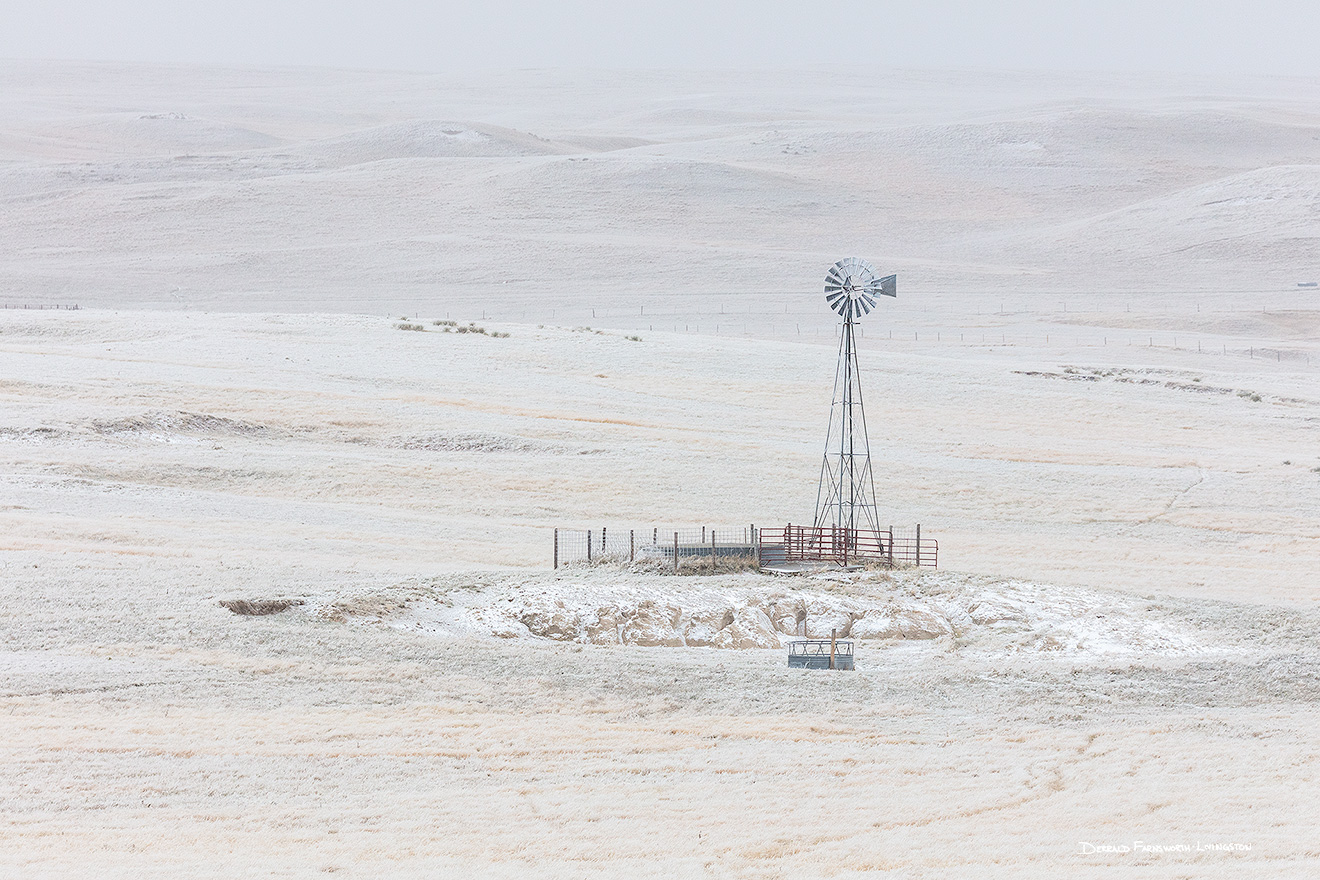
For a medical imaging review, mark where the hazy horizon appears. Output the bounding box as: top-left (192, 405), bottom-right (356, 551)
top-left (4, 1), bottom-right (1320, 78)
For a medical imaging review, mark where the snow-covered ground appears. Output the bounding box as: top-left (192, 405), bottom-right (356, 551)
top-left (4, 551), bottom-right (1319, 878)
top-left (1, 62), bottom-right (1319, 876)
top-left (314, 565), bottom-right (1231, 659)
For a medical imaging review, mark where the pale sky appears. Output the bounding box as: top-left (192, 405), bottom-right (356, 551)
top-left (1, 0), bottom-right (1318, 76)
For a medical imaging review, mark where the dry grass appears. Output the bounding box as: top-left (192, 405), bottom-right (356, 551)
top-left (218, 598), bottom-right (304, 616)
top-left (570, 554), bottom-right (762, 575)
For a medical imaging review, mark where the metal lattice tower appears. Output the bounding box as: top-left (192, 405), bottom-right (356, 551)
top-left (813, 258), bottom-right (896, 533)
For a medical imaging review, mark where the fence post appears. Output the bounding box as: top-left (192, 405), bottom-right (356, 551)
top-left (587, 530), bottom-right (592, 563)
top-left (653, 527), bottom-right (657, 545)
top-left (915, 524), bottom-right (921, 567)
top-left (629, 529), bottom-right (635, 563)
top-left (711, 529), bottom-right (716, 574)
top-left (786, 522), bottom-right (792, 561)
top-left (673, 532), bottom-right (679, 574)
top-left (601, 527), bottom-right (606, 555)
top-left (553, 528), bottom-right (559, 569)
top-left (829, 628), bottom-right (837, 670)
top-left (888, 526), bottom-right (894, 567)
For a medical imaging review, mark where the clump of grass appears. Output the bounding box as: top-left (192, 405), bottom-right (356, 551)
top-left (448, 323), bottom-right (511, 338)
top-left (433, 319), bottom-right (457, 327)
top-left (395, 322), bottom-right (426, 331)
top-left (580, 554), bottom-right (761, 576)
top-left (625, 335), bottom-right (642, 342)
top-left (668, 554), bottom-right (760, 576)
top-left (220, 598), bottom-right (304, 616)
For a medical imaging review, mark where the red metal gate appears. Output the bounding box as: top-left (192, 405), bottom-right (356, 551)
top-left (758, 524), bottom-right (936, 568)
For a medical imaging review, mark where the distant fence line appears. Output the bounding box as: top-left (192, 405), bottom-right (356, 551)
top-left (636, 327), bottom-right (1317, 363)
top-left (553, 524), bottom-right (936, 572)
top-left (0, 300), bottom-right (1308, 365)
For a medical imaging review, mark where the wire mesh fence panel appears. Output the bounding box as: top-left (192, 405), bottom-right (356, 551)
top-left (553, 528), bottom-right (636, 566)
top-left (553, 525), bottom-right (764, 571)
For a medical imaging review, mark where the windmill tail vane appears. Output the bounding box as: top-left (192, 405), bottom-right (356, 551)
top-left (813, 258), bottom-right (895, 536)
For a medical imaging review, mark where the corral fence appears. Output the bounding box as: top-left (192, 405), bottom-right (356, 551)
top-left (3, 303), bottom-right (80, 310)
top-left (553, 523), bottom-right (936, 572)
top-left (757, 524), bottom-right (936, 568)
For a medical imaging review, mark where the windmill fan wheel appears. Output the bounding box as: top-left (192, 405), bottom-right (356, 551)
top-left (824, 258), bottom-right (896, 319)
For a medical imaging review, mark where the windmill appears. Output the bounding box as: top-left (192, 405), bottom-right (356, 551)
top-left (813, 258), bottom-right (896, 538)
